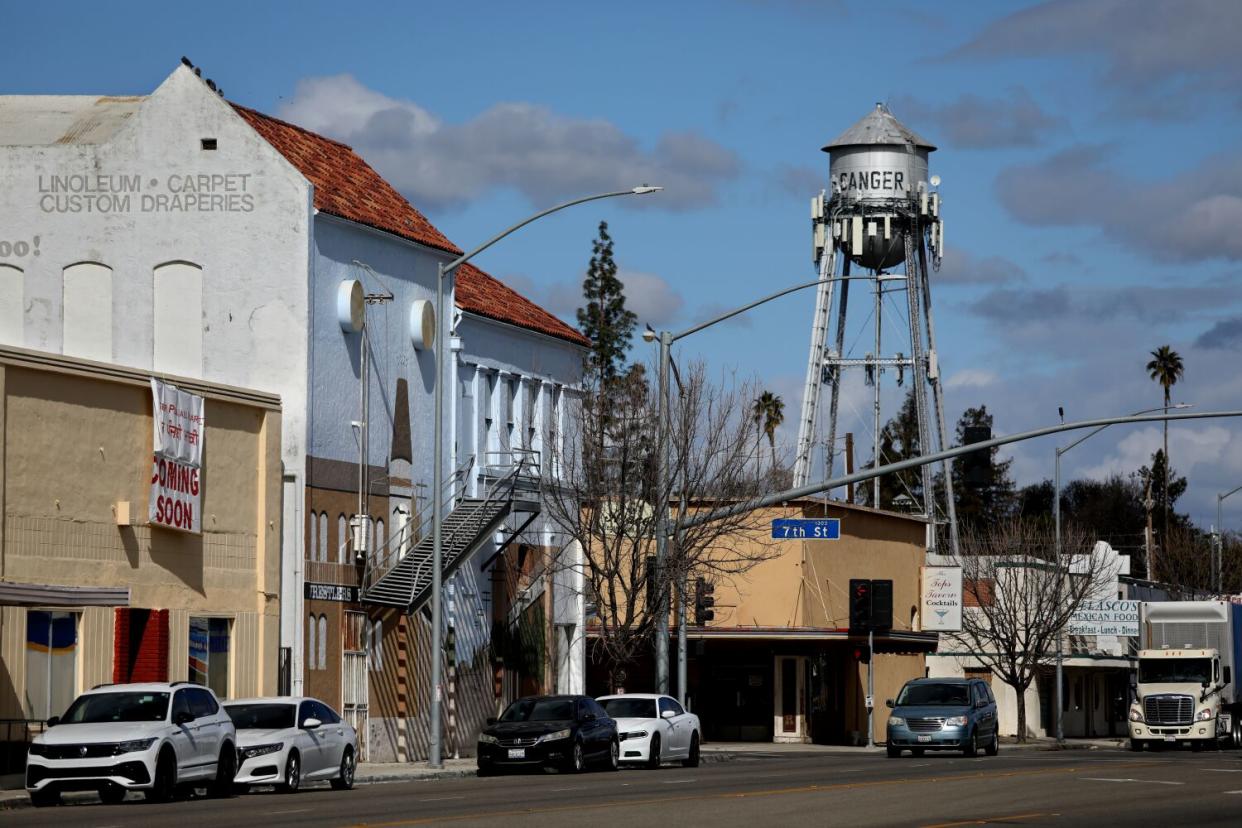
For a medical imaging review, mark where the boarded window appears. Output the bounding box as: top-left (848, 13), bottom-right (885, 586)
top-left (189, 617), bottom-right (231, 699)
top-left (964, 578), bottom-right (995, 607)
top-left (153, 262), bottom-right (203, 376)
top-left (63, 262), bottom-right (113, 361)
top-left (0, 264), bottom-right (23, 346)
top-left (25, 610), bottom-right (78, 720)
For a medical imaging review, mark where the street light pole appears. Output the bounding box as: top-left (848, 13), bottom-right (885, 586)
top-left (648, 274), bottom-right (875, 702)
top-left (1217, 484), bottom-right (1242, 594)
top-left (1051, 403), bottom-right (1188, 745)
top-left (428, 185), bottom-right (660, 768)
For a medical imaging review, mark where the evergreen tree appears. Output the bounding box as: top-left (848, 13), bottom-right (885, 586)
top-left (577, 221), bottom-right (636, 385)
top-left (858, 390), bottom-right (923, 510)
top-left (951, 405), bottom-right (1015, 529)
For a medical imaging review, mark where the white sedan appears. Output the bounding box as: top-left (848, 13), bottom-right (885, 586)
top-left (224, 697), bottom-right (357, 793)
top-left (597, 694), bottom-right (701, 768)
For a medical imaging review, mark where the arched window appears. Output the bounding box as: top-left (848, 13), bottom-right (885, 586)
top-left (317, 615), bottom-right (327, 670)
top-left (63, 262), bottom-right (113, 361)
top-left (0, 264), bottom-right (22, 346)
top-left (308, 514), bottom-right (318, 563)
top-left (318, 513), bottom-right (328, 562)
top-left (373, 620), bottom-right (383, 672)
top-left (307, 614), bottom-right (317, 671)
top-left (153, 261), bottom-right (203, 376)
top-left (338, 514), bottom-right (349, 564)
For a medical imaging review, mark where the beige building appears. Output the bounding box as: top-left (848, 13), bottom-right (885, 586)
top-left (0, 345), bottom-right (282, 742)
top-left (587, 499), bottom-right (935, 746)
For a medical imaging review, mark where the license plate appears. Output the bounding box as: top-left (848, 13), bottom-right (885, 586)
top-left (507, 748), bottom-right (525, 759)
top-left (1163, 736), bottom-right (1176, 742)
top-left (917, 735), bottom-right (932, 743)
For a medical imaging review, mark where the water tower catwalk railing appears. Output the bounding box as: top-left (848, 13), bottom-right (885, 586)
top-left (792, 104), bottom-right (958, 554)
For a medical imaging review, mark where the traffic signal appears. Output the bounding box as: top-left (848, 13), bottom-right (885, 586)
top-left (854, 644), bottom-right (871, 665)
top-left (962, 424), bottom-right (991, 485)
top-left (870, 579), bottom-right (893, 632)
top-left (694, 577), bottom-right (716, 626)
top-left (849, 579), bottom-right (871, 632)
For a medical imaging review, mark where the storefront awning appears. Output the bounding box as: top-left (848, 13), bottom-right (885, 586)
top-left (0, 581), bottom-right (130, 607)
top-left (587, 625), bottom-right (939, 649)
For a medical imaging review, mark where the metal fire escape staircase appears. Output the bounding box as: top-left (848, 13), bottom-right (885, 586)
top-left (360, 451), bottom-right (542, 614)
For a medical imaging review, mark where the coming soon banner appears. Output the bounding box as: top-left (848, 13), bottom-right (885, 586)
top-left (149, 378), bottom-right (205, 533)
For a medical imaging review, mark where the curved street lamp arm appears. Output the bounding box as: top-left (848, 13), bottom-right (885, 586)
top-left (680, 408), bottom-right (1242, 532)
top-left (672, 275), bottom-right (872, 343)
top-left (445, 188), bottom-right (658, 274)
top-left (1058, 403), bottom-right (1191, 456)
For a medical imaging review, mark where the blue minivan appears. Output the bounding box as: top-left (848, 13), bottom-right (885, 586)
top-left (885, 677), bottom-right (999, 758)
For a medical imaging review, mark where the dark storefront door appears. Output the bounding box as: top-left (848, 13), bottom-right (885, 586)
top-left (702, 662), bottom-right (772, 742)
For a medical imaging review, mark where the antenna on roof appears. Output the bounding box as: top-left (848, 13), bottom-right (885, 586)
top-left (206, 79), bottom-right (217, 92)
top-left (181, 56), bottom-right (193, 67)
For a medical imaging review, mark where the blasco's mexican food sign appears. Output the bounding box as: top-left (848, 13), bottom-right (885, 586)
top-left (149, 378), bottom-right (204, 533)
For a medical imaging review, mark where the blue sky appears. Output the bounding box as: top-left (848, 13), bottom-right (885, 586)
top-left (6, 0), bottom-right (1242, 530)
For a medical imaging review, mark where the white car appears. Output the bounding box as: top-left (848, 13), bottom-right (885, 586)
top-left (224, 697), bottom-right (357, 793)
top-left (597, 694), bottom-right (701, 768)
top-left (26, 681), bottom-right (237, 807)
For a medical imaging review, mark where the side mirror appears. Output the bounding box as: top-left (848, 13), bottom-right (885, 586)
top-left (1225, 667), bottom-right (1233, 686)
top-left (174, 710), bottom-right (194, 726)
top-left (1128, 672), bottom-right (1137, 689)
top-left (661, 709), bottom-right (676, 720)
top-left (976, 699), bottom-right (988, 709)
top-left (885, 700), bottom-right (894, 709)
top-left (302, 717), bottom-right (322, 730)
top-left (486, 717), bottom-right (498, 726)
top-left (46, 716), bottom-right (60, 728)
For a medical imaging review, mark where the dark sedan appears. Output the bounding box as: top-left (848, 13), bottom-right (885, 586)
top-left (477, 695), bottom-right (619, 775)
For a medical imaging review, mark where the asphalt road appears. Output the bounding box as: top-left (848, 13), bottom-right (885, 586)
top-left (13, 747), bottom-right (1242, 827)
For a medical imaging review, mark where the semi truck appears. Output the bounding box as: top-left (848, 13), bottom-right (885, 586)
top-left (1128, 600), bottom-right (1242, 750)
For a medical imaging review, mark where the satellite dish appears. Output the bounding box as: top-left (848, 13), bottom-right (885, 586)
top-left (930, 175), bottom-right (941, 187)
top-left (409, 299), bottom-right (435, 350)
top-left (337, 279), bottom-right (364, 332)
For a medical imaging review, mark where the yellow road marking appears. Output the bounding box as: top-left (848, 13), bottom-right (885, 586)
top-left (922, 813), bottom-right (1055, 827)
top-left (350, 762), bottom-right (1157, 827)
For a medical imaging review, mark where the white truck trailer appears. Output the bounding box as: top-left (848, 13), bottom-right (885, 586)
top-left (1128, 600), bottom-right (1242, 750)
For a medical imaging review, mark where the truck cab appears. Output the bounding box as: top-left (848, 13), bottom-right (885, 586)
top-left (1128, 648), bottom-right (1231, 750)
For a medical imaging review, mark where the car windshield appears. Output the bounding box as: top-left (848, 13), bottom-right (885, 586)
top-left (62, 692), bottom-right (170, 723)
top-left (500, 698), bottom-right (575, 723)
top-left (1139, 658), bottom-right (1213, 685)
top-left (225, 703), bottom-right (296, 730)
top-left (896, 683), bottom-right (970, 706)
top-left (600, 698), bottom-right (656, 719)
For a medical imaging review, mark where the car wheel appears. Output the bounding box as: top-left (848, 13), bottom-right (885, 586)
top-left (682, 733), bottom-right (700, 768)
top-left (331, 748), bottom-right (356, 790)
top-left (963, 730), bottom-right (978, 757)
top-left (607, 739), bottom-right (620, 771)
top-left (234, 783), bottom-right (251, 795)
top-left (145, 749), bottom-right (177, 802)
top-left (565, 740), bottom-right (585, 774)
top-left (985, 730), bottom-right (999, 756)
top-left (208, 744), bottom-right (237, 798)
top-left (29, 789), bottom-right (60, 808)
top-left (476, 764), bottom-right (494, 778)
top-left (1232, 715), bottom-right (1242, 749)
top-left (99, 784), bottom-right (127, 805)
top-left (647, 734), bottom-right (662, 769)
top-left (278, 750), bottom-right (300, 794)
top-left (1129, 738), bottom-right (1145, 752)
top-left (886, 744), bottom-right (901, 758)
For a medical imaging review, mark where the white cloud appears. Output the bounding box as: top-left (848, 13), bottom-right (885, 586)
top-left (945, 369), bottom-right (999, 389)
top-left (618, 270), bottom-right (685, 328)
top-left (279, 75), bottom-right (740, 212)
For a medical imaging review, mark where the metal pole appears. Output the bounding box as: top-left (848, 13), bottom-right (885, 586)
top-left (677, 577), bottom-right (688, 707)
top-left (1054, 448), bottom-right (1063, 745)
top-left (429, 260), bottom-right (445, 768)
top-left (655, 332), bottom-right (672, 694)
top-left (867, 628), bottom-right (874, 748)
top-left (872, 275), bottom-right (882, 508)
top-left (1217, 495), bottom-right (1223, 595)
top-left (425, 186), bottom-right (658, 768)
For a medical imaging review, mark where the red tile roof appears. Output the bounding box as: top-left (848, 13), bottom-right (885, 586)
top-left (234, 104), bottom-right (588, 348)
top-left (454, 262), bottom-right (590, 347)
top-left (234, 104), bottom-right (460, 256)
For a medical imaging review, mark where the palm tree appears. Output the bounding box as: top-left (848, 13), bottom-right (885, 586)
top-left (752, 391), bottom-right (785, 471)
top-left (1146, 344), bottom-right (1184, 577)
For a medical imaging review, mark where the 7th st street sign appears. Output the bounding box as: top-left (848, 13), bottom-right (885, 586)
top-left (772, 518), bottom-right (840, 539)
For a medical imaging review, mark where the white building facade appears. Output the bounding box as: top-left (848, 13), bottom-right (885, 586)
top-left (0, 64), bottom-right (587, 761)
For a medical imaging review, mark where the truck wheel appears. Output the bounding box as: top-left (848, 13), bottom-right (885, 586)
top-left (1129, 739), bottom-right (1144, 752)
top-left (1233, 715), bottom-right (1242, 749)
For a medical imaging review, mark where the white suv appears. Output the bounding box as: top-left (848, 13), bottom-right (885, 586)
top-left (26, 681), bottom-right (237, 807)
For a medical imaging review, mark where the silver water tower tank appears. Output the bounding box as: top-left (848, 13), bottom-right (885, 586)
top-left (824, 103), bottom-right (935, 270)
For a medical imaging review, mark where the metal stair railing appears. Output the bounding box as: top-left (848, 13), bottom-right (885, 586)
top-left (360, 456), bottom-right (474, 597)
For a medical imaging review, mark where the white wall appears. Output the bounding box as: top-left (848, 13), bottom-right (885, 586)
top-left (0, 65), bottom-right (314, 689)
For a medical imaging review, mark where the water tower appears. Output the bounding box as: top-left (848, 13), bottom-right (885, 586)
top-left (791, 103), bottom-right (959, 553)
